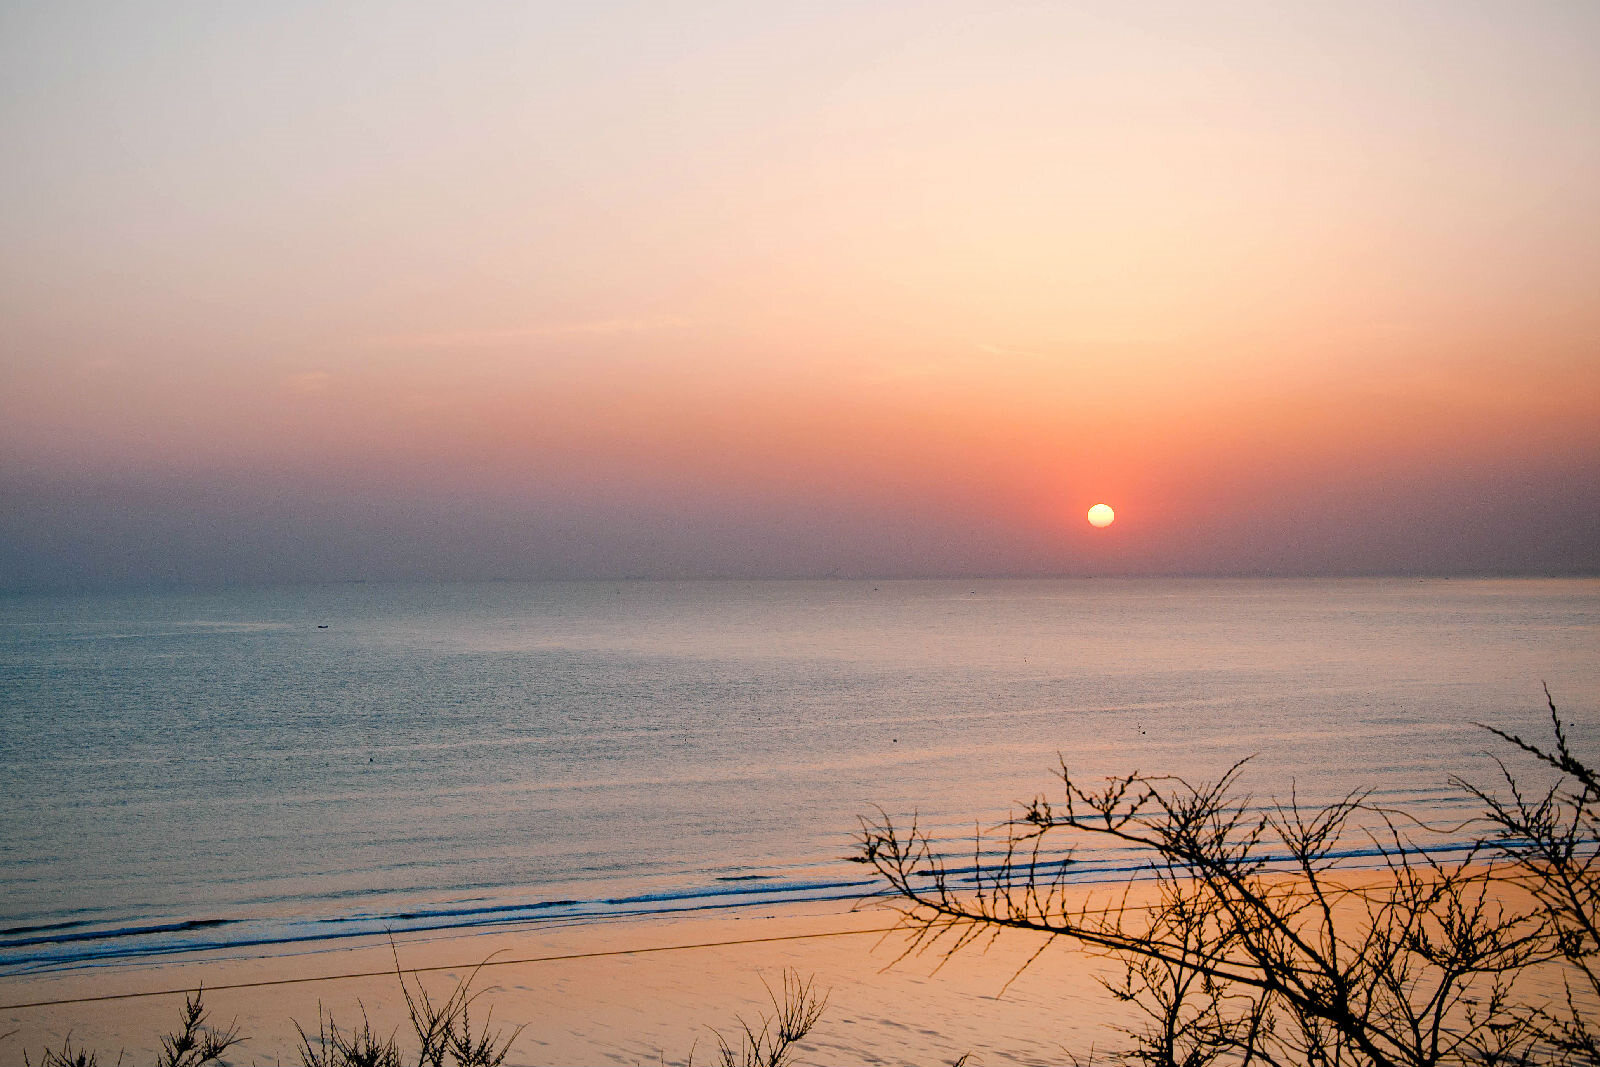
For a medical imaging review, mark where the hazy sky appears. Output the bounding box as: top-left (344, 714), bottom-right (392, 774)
top-left (3, 1), bottom-right (1597, 588)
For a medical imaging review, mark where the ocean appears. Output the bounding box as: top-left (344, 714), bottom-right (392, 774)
top-left (1, 578), bottom-right (1595, 975)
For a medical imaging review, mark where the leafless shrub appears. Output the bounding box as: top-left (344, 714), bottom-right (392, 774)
top-left (294, 1003), bottom-right (401, 1067)
top-left (23, 1034), bottom-right (107, 1067)
top-left (156, 990), bottom-right (240, 1067)
top-left (14, 957), bottom-right (521, 1067)
top-left (856, 693), bottom-right (1598, 1067)
top-left (1457, 686), bottom-right (1600, 1065)
top-left (393, 947), bottom-right (521, 1067)
top-left (22, 990), bottom-right (236, 1067)
top-left (683, 970), bottom-right (827, 1067)
top-left (290, 948), bottom-right (523, 1067)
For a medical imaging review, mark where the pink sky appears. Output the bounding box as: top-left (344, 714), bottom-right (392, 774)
top-left (3, 2), bottom-right (1597, 586)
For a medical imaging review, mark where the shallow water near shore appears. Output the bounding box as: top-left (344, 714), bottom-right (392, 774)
top-left (2, 577), bottom-right (1596, 978)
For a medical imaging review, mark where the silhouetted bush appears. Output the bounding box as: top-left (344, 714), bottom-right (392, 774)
top-left (1457, 689), bottom-right (1600, 1065)
top-left (15, 961), bottom-right (830, 1067)
top-left (24, 989), bottom-right (239, 1067)
top-left (702, 970), bottom-right (828, 1067)
top-left (857, 690), bottom-right (1598, 1067)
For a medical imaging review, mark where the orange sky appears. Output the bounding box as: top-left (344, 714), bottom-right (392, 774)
top-left (2, 2), bottom-right (1597, 586)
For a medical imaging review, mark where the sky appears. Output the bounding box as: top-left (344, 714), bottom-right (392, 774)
top-left (2, 1), bottom-right (1598, 588)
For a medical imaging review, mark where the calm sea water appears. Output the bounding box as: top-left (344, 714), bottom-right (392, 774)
top-left (1, 578), bottom-right (1595, 974)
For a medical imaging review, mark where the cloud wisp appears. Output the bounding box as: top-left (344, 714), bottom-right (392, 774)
top-left (364, 318), bottom-right (694, 351)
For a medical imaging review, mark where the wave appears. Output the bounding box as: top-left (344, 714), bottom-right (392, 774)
top-left (0, 871), bottom-right (880, 975)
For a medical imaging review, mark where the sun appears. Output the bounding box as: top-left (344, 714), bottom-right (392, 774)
top-left (1087, 503), bottom-right (1116, 528)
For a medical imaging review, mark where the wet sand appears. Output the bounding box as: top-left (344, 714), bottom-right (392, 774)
top-left (0, 898), bottom-right (1130, 1066)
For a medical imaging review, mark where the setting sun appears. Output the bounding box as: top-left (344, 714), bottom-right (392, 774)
top-left (1087, 503), bottom-right (1116, 528)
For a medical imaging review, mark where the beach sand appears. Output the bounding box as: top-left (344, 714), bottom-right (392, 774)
top-left (0, 899), bottom-right (1131, 1066)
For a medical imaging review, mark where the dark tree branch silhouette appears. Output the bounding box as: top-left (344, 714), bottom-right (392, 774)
top-left (1456, 686), bottom-right (1600, 1066)
top-left (858, 694), bottom-right (1598, 1067)
top-left (702, 970), bottom-right (829, 1067)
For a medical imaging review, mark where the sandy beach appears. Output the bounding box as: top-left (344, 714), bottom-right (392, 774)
top-left (7, 858), bottom-right (1588, 1067)
top-left (0, 897), bottom-right (1131, 1066)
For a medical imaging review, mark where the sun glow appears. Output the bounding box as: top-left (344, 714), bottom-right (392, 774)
top-left (1087, 503), bottom-right (1116, 528)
